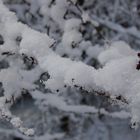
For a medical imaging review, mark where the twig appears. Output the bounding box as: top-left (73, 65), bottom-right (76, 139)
top-left (92, 15), bottom-right (140, 39)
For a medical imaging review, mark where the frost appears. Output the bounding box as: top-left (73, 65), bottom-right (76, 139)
top-left (10, 117), bottom-right (22, 128)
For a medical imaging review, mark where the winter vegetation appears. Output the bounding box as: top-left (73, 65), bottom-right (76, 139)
top-left (1, 0), bottom-right (140, 140)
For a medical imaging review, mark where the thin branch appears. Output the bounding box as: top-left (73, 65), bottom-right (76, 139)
top-left (92, 15), bottom-right (140, 39)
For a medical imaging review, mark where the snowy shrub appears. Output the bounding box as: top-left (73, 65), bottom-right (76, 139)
top-left (1, 0), bottom-right (140, 139)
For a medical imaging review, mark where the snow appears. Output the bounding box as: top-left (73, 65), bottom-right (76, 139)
top-left (0, 68), bottom-right (22, 99)
top-left (10, 117), bottom-right (22, 128)
top-left (98, 41), bottom-right (136, 65)
top-left (1, 0), bottom-right (140, 138)
top-left (65, 62), bottom-right (96, 91)
top-left (86, 45), bottom-right (104, 59)
top-left (62, 28), bottom-right (82, 48)
top-left (20, 27), bottom-right (54, 58)
top-left (64, 18), bottom-right (81, 32)
top-left (50, 0), bottom-right (68, 28)
top-left (38, 41), bottom-right (140, 127)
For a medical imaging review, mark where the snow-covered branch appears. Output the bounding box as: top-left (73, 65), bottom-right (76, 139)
top-left (92, 15), bottom-right (140, 40)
